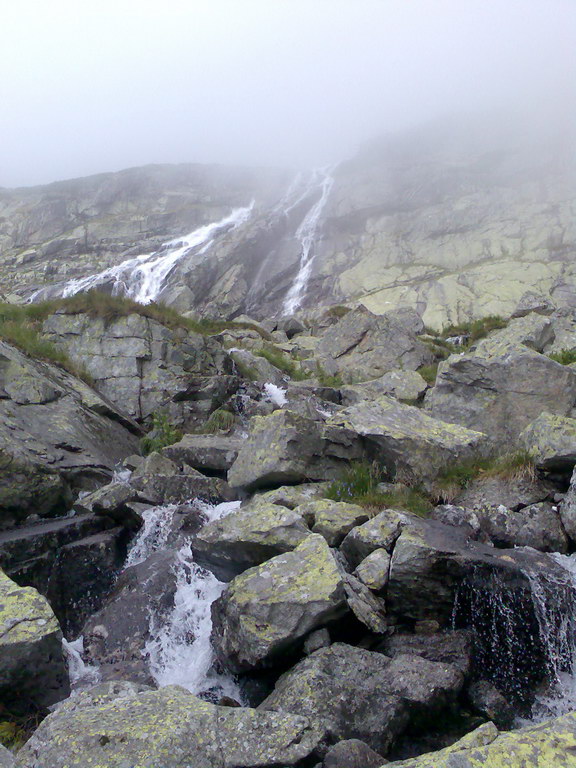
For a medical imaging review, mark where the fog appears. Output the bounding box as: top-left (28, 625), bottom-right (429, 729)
top-left (1, 0), bottom-right (574, 187)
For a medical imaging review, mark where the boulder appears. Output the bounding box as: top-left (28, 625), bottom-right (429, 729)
top-left (340, 369), bottom-right (428, 406)
top-left (0, 569), bottom-right (69, 709)
top-left (211, 535), bottom-right (347, 672)
top-left (322, 739), bottom-right (386, 768)
top-left (253, 483), bottom-right (331, 509)
top-left (385, 711), bottom-right (576, 767)
top-left (130, 467), bottom-right (228, 505)
top-left (326, 397), bottom-right (487, 487)
top-left (425, 318), bottom-right (576, 444)
top-left (377, 630), bottom-right (473, 677)
top-left (340, 509), bottom-right (412, 570)
top-left (227, 410), bottom-right (362, 491)
top-left (511, 291), bottom-right (555, 318)
top-left (452, 473), bottom-right (554, 512)
top-left (467, 680), bottom-right (515, 729)
top-left (294, 499), bottom-right (369, 546)
top-left (315, 306), bottom-right (433, 383)
top-left (14, 681), bottom-right (326, 768)
top-left (228, 347), bottom-right (286, 385)
top-left (342, 574), bottom-right (387, 634)
top-left (82, 549), bottom-right (181, 685)
top-left (519, 412), bottom-right (576, 471)
top-left (259, 643), bottom-right (464, 755)
top-left (191, 501), bottom-right (312, 581)
top-left (162, 433), bottom-right (242, 474)
top-left (46, 527), bottom-right (128, 637)
top-left (353, 548), bottom-right (391, 591)
top-left (0, 340), bottom-right (140, 527)
top-left (474, 502), bottom-right (569, 553)
top-left (73, 481), bottom-right (144, 530)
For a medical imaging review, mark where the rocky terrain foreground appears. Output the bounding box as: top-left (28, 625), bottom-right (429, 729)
top-left (0, 283), bottom-right (576, 766)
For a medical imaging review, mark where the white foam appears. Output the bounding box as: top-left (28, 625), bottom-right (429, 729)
top-left (124, 504), bottom-right (179, 568)
top-left (263, 382), bottom-right (287, 407)
top-left (63, 636), bottom-right (100, 690)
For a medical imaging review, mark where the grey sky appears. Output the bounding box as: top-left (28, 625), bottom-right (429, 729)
top-left (1, 0), bottom-right (574, 187)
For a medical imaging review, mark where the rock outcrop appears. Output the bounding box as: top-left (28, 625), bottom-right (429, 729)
top-left (0, 339), bottom-right (140, 527)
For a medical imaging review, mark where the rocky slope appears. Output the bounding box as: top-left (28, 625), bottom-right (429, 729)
top-left (1, 289), bottom-right (576, 765)
top-left (2, 120), bottom-right (575, 327)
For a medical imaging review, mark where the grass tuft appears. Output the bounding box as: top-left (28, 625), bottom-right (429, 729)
top-left (418, 363), bottom-right (439, 385)
top-left (315, 362), bottom-right (343, 387)
top-left (325, 461), bottom-right (432, 517)
top-left (548, 349), bottom-right (576, 366)
top-left (201, 408), bottom-right (236, 434)
top-left (256, 344), bottom-right (308, 380)
top-left (432, 450), bottom-right (536, 502)
top-left (140, 412), bottom-right (182, 455)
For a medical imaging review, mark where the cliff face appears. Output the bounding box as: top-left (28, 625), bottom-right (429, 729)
top-left (2, 122), bottom-right (575, 327)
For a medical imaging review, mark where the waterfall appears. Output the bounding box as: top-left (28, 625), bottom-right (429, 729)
top-left (282, 168), bottom-right (334, 315)
top-left (453, 558), bottom-right (576, 719)
top-left (62, 636), bottom-right (100, 691)
top-left (126, 499), bottom-right (242, 701)
top-left (36, 203), bottom-right (254, 304)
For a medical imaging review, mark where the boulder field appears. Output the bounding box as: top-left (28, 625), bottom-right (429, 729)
top-left (1, 292), bottom-right (576, 766)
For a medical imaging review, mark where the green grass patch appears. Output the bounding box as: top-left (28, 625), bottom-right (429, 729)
top-left (417, 363), bottom-right (439, 385)
top-left (140, 412), bottom-right (183, 455)
top-left (440, 315), bottom-right (508, 345)
top-left (432, 450), bottom-right (536, 502)
top-left (315, 362), bottom-right (343, 387)
top-left (256, 344), bottom-right (308, 380)
top-left (201, 408), bottom-right (236, 434)
top-left (325, 461), bottom-right (432, 516)
top-left (548, 348), bottom-right (576, 365)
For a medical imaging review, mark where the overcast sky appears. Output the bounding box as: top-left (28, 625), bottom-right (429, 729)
top-left (1, 0), bottom-right (574, 187)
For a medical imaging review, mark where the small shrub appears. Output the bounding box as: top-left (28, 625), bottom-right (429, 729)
top-left (201, 408), bottom-right (236, 434)
top-left (418, 363), bottom-right (439, 385)
top-left (0, 719), bottom-right (25, 749)
top-left (327, 305), bottom-right (352, 319)
top-left (548, 349), bottom-right (576, 366)
top-left (441, 315), bottom-right (508, 345)
top-left (140, 412), bottom-right (182, 455)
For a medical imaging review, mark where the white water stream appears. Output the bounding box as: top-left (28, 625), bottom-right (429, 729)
top-left (127, 499), bottom-right (242, 700)
top-left (38, 203), bottom-right (254, 304)
top-left (282, 168), bottom-right (334, 315)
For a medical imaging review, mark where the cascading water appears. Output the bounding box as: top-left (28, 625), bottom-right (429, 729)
top-left (33, 203), bottom-right (254, 304)
top-left (453, 558), bottom-right (576, 720)
top-left (282, 168), bottom-right (334, 315)
top-left (125, 499), bottom-right (242, 701)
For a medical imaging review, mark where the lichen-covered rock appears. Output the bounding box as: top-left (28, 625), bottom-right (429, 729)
top-left (467, 680), bottom-right (515, 729)
top-left (14, 681), bottom-right (326, 768)
top-left (353, 548), bottom-right (392, 591)
top-left (294, 499), bottom-right (369, 546)
top-left (227, 410), bottom-right (362, 490)
top-left (340, 369), bottom-right (428, 405)
top-left (386, 711), bottom-right (576, 767)
top-left (191, 501), bottom-right (312, 581)
top-left (252, 482), bottom-right (331, 509)
top-left (326, 397), bottom-right (487, 487)
top-left (342, 574), bottom-right (387, 633)
top-left (315, 306), bottom-right (433, 383)
top-left (0, 569), bottom-right (69, 709)
top-left (211, 535), bottom-right (347, 672)
top-left (425, 319), bottom-right (576, 444)
top-left (519, 412), bottom-right (576, 470)
top-left (228, 347), bottom-right (286, 385)
top-left (162, 433), bottom-right (242, 474)
top-left (378, 630), bottom-right (473, 677)
top-left (259, 643), bottom-right (464, 755)
top-left (340, 509), bottom-right (412, 569)
top-left (453, 473), bottom-right (554, 513)
top-left (0, 745), bottom-right (13, 768)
